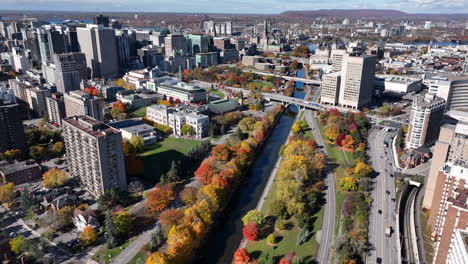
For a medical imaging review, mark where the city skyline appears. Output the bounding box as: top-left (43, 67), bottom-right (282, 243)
top-left (1, 0), bottom-right (468, 14)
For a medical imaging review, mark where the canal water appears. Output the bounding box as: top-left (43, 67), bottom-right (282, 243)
top-left (199, 109), bottom-right (298, 264)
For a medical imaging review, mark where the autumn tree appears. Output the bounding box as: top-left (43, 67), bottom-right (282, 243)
top-left (341, 135), bottom-right (356, 151)
top-left (233, 248), bottom-right (250, 264)
top-left (166, 224), bottom-right (197, 262)
top-left (339, 177), bottom-right (358, 191)
top-left (43, 168), bottom-right (68, 188)
top-left (56, 205), bottom-right (75, 229)
top-left (242, 210), bottom-right (264, 227)
top-left (211, 144), bottom-right (231, 162)
top-left (147, 185), bottom-right (176, 214)
top-left (325, 125), bottom-right (340, 143)
top-left (291, 120), bottom-right (309, 134)
top-left (0, 182), bottom-right (16, 206)
top-left (4, 149), bottom-right (22, 161)
top-left (194, 157), bottom-right (219, 185)
top-left (242, 221), bottom-right (259, 241)
top-left (80, 226), bottom-right (98, 246)
top-left (353, 162), bottom-right (373, 179)
top-left (9, 235), bottom-right (26, 254)
top-left (146, 252), bottom-right (172, 264)
top-left (129, 135), bottom-right (144, 153)
top-left (238, 117), bottom-right (257, 135)
top-left (159, 209), bottom-right (184, 232)
top-left (180, 187), bottom-right (198, 205)
top-left (114, 211), bottom-right (133, 238)
top-left (29, 145), bottom-right (48, 160)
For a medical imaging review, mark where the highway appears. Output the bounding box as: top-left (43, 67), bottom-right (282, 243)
top-left (367, 128), bottom-right (399, 264)
top-left (304, 110), bottom-right (335, 264)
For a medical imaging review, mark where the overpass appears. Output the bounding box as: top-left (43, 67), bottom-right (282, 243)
top-left (242, 69), bottom-right (322, 85)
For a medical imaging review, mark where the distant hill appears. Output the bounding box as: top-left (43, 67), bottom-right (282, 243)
top-left (280, 9), bottom-right (409, 17)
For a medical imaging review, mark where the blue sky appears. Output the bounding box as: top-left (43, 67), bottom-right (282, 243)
top-left (2, 0), bottom-right (467, 14)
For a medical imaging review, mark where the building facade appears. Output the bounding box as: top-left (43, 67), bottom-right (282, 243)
top-left (0, 99), bottom-right (27, 153)
top-left (54, 52), bottom-right (88, 94)
top-left (320, 72), bottom-right (341, 106)
top-left (63, 116), bottom-right (127, 197)
top-left (64, 90), bottom-right (104, 121)
top-left (46, 93), bottom-right (66, 126)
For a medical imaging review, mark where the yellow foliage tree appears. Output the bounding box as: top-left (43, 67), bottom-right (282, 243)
top-left (79, 226), bottom-right (98, 246)
top-left (197, 185), bottom-right (223, 210)
top-left (43, 168), bottom-right (69, 188)
top-left (339, 177), bottom-right (358, 191)
top-left (277, 155), bottom-right (309, 184)
top-left (325, 125), bottom-right (340, 142)
top-left (167, 224), bottom-right (197, 263)
top-left (146, 252), bottom-right (172, 264)
top-left (353, 162), bottom-right (373, 179)
top-left (0, 182), bottom-right (16, 206)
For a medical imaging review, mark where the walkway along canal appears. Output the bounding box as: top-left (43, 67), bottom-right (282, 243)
top-left (198, 109), bottom-right (298, 264)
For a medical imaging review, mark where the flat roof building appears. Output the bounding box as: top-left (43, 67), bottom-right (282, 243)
top-left (0, 160), bottom-right (41, 185)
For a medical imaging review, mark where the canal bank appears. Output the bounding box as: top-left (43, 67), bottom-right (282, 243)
top-left (198, 109), bottom-right (298, 264)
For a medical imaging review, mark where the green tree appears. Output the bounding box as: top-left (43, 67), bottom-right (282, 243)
top-left (19, 188), bottom-right (38, 211)
top-left (114, 211), bottom-right (133, 239)
top-left (29, 145), bottom-right (48, 160)
top-left (339, 177), bottom-right (358, 191)
top-left (129, 135), bottom-right (144, 153)
top-left (161, 160), bottom-right (181, 184)
top-left (181, 124), bottom-right (195, 136)
top-left (105, 211), bottom-right (118, 248)
top-left (292, 120), bottom-right (309, 134)
top-left (51, 141), bottom-right (65, 155)
top-left (9, 235), bottom-right (26, 254)
top-left (241, 210), bottom-right (265, 227)
top-left (97, 189), bottom-right (120, 211)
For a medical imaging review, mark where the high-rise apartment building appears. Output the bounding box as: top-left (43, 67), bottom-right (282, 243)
top-left (77, 25), bottom-right (119, 78)
top-left (63, 116), bottom-right (126, 197)
top-left (26, 86), bottom-right (51, 117)
top-left (164, 34), bottom-right (188, 57)
top-left (0, 99), bottom-right (27, 154)
top-left (320, 72), bottom-right (341, 106)
top-left (338, 54), bottom-right (376, 109)
top-left (93, 14), bottom-right (110, 27)
top-left (426, 161), bottom-right (468, 264)
top-left (46, 93), bottom-right (66, 126)
top-left (330, 49), bottom-right (347, 72)
top-left (54, 52), bottom-right (88, 94)
top-left (406, 94), bottom-right (446, 149)
top-left (64, 90), bottom-right (104, 121)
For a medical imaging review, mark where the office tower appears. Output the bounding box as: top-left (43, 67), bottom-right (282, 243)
top-left (186, 34), bottom-right (209, 55)
top-left (423, 122), bottom-right (468, 210)
top-left (225, 22), bottom-right (232, 35)
top-left (425, 160), bottom-right (468, 264)
top-left (330, 49), bottom-right (347, 72)
top-left (77, 25), bottom-right (119, 78)
top-left (263, 19), bottom-right (271, 37)
top-left (406, 94), bottom-right (446, 149)
top-left (203, 21), bottom-right (215, 35)
top-left (213, 38), bottom-right (231, 50)
top-left (37, 28), bottom-right (52, 63)
top-left (424, 21), bottom-right (432, 30)
top-left (431, 77), bottom-right (468, 111)
top-left (66, 26), bottom-right (80, 52)
top-left (137, 46), bottom-right (164, 68)
top-left (54, 53), bottom-right (87, 94)
top-left (0, 99), bottom-right (27, 153)
top-left (47, 27), bottom-right (70, 55)
top-left (115, 30), bottom-right (131, 72)
top-left (94, 14), bottom-right (110, 27)
top-left (64, 90), bottom-right (104, 121)
top-left (164, 34), bottom-right (188, 57)
top-left (24, 28), bottom-right (41, 66)
top-left (110, 19), bottom-right (121, 29)
top-left (320, 72), bottom-right (341, 106)
top-left (338, 54), bottom-right (376, 109)
top-left (46, 92), bottom-right (66, 126)
top-left (63, 116), bottom-right (126, 197)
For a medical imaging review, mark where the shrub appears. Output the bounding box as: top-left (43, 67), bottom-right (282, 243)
top-left (267, 233), bottom-right (277, 244)
top-left (275, 220), bottom-right (286, 231)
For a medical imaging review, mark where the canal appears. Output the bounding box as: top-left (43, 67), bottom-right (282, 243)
top-left (199, 108), bottom-right (298, 264)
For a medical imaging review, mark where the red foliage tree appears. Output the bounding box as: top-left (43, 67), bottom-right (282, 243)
top-left (233, 248), bottom-right (250, 264)
top-left (146, 184), bottom-right (176, 214)
top-left (336, 133), bottom-right (345, 146)
top-left (194, 157), bottom-right (219, 185)
top-left (168, 97), bottom-right (174, 104)
top-left (242, 221), bottom-right (259, 241)
top-left (113, 100), bottom-right (127, 112)
top-left (279, 252), bottom-right (296, 264)
top-left (211, 144), bottom-right (231, 162)
top-left (84, 86), bottom-right (98, 96)
top-left (175, 98), bottom-right (182, 104)
top-left (159, 209), bottom-right (184, 231)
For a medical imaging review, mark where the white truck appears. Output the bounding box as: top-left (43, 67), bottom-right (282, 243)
top-left (385, 225), bottom-right (392, 237)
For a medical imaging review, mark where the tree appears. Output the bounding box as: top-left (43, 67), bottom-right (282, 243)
top-left (147, 185), bottom-right (175, 214)
top-left (129, 135), bottom-right (144, 153)
top-left (161, 160), bottom-right (180, 184)
top-left (180, 187), bottom-right (198, 205)
top-left (0, 182), bottom-right (16, 206)
top-left (238, 117), bottom-right (257, 134)
top-left (43, 168), bottom-right (68, 188)
top-left (211, 144), bottom-right (231, 162)
top-left (353, 162), bottom-right (373, 179)
top-left (292, 120), bottom-right (309, 134)
top-left (9, 235), bottom-right (26, 254)
top-left (105, 211), bottom-right (118, 248)
top-left (339, 177), bottom-right (358, 191)
top-left (148, 225), bottom-right (164, 251)
top-left (181, 124), bottom-right (195, 136)
top-left (80, 226), bottom-right (98, 246)
top-left (194, 157), bottom-right (218, 185)
top-left (56, 205), bottom-right (75, 229)
top-left (154, 123), bottom-right (172, 134)
top-left (292, 45), bottom-right (311, 57)
top-left (114, 211), bottom-right (133, 238)
top-left (242, 221), bottom-right (259, 241)
top-left (97, 189), bottom-right (120, 211)
top-left (128, 180), bottom-right (144, 193)
top-left (325, 125), bottom-right (340, 142)
top-left (166, 224), bottom-right (197, 262)
top-left (233, 248), bottom-right (250, 264)
top-left (4, 149), bottom-right (22, 161)
top-left (110, 107), bottom-right (124, 119)
top-left (29, 145), bottom-right (48, 160)
top-left (19, 188), bottom-right (38, 211)
top-left (159, 209), bottom-right (184, 232)
top-left (146, 252), bottom-right (172, 264)
top-left (241, 210), bottom-right (264, 227)
top-left (51, 141), bottom-right (65, 154)
top-left (341, 135), bottom-right (356, 151)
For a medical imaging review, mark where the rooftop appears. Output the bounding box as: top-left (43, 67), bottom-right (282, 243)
top-left (0, 160), bottom-right (39, 175)
top-left (63, 116), bottom-right (120, 138)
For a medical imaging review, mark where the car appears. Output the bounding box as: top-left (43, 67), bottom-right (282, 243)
top-left (386, 190), bottom-right (390, 195)
top-left (9, 232), bottom-right (17, 238)
top-left (391, 198), bottom-right (396, 202)
top-left (377, 257), bottom-right (382, 263)
top-left (378, 209), bottom-right (382, 214)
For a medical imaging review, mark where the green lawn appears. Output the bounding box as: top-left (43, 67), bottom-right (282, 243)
top-left (129, 106), bottom-right (148, 118)
top-left (209, 89), bottom-right (225, 99)
top-left (92, 241), bottom-right (131, 264)
top-left (248, 81), bottom-right (275, 89)
top-left (22, 212), bottom-right (35, 221)
top-left (128, 250), bottom-right (147, 264)
top-left (138, 138), bottom-right (201, 183)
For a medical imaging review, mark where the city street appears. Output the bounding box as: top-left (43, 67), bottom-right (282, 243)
top-left (366, 128), bottom-right (399, 264)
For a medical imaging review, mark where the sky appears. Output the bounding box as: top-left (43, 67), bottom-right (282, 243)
top-left (1, 0), bottom-right (467, 14)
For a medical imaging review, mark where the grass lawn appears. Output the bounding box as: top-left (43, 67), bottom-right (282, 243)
top-left (248, 81), bottom-right (275, 89)
top-left (92, 241), bottom-right (131, 264)
top-left (129, 106), bottom-right (148, 118)
top-left (128, 250), bottom-right (148, 264)
top-left (209, 89), bottom-right (225, 99)
top-left (138, 138), bottom-right (201, 183)
top-left (22, 211), bottom-right (35, 221)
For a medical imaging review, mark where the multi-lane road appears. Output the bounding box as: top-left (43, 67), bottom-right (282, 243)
top-left (367, 128), bottom-right (399, 264)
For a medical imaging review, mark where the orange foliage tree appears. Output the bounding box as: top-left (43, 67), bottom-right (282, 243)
top-left (147, 185), bottom-right (175, 214)
top-left (233, 248), bottom-right (250, 264)
top-left (242, 221), bottom-right (259, 241)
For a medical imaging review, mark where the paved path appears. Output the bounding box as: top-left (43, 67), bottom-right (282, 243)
top-left (305, 110), bottom-right (335, 264)
top-left (110, 222), bottom-right (158, 264)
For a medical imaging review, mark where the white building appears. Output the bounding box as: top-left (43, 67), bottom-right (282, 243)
top-left (447, 229), bottom-right (468, 264)
top-left (374, 75), bottom-right (422, 94)
top-left (320, 72), bottom-right (341, 106)
top-left (122, 69), bottom-right (150, 89)
top-left (156, 81), bottom-right (207, 103)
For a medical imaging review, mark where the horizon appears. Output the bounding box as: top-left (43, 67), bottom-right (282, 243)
top-left (1, 0), bottom-right (467, 15)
